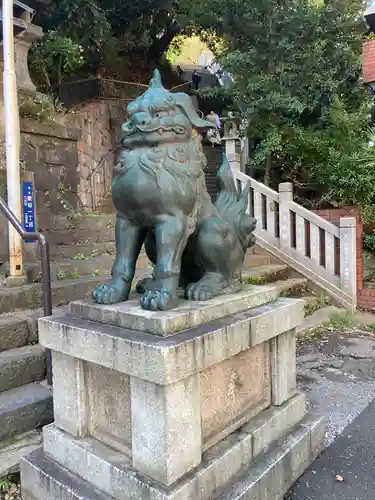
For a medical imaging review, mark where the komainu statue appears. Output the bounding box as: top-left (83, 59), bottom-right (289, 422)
top-left (93, 70), bottom-right (257, 311)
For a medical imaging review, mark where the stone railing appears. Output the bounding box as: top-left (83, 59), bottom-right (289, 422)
top-left (222, 128), bottom-right (357, 311)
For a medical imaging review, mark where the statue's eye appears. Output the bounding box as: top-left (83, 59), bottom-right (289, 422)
top-left (155, 113), bottom-right (160, 118)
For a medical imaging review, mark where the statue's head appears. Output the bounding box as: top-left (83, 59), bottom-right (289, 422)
top-left (121, 70), bottom-right (214, 148)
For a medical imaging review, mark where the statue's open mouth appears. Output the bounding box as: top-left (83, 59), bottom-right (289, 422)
top-left (123, 124), bottom-right (186, 136)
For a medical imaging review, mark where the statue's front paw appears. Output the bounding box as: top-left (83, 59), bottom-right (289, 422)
top-left (140, 289), bottom-right (176, 311)
top-left (92, 280), bottom-right (130, 305)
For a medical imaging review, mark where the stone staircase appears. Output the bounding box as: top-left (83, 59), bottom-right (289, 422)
top-left (0, 212), bottom-right (334, 476)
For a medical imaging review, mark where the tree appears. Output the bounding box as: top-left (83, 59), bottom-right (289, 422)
top-left (189, 0), bottom-right (371, 204)
top-left (29, 0), bottom-right (194, 83)
top-left (29, 32), bottom-right (84, 91)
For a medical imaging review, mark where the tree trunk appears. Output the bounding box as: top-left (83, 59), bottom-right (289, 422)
top-left (147, 20), bottom-right (181, 61)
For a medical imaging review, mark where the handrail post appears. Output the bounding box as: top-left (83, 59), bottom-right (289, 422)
top-left (279, 182), bottom-right (293, 253)
top-left (3, 0), bottom-right (24, 279)
top-left (0, 196), bottom-right (53, 385)
top-left (339, 217), bottom-right (357, 312)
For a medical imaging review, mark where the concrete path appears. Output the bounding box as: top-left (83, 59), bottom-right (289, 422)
top-left (286, 318), bottom-right (375, 499)
top-left (286, 398), bottom-right (375, 499)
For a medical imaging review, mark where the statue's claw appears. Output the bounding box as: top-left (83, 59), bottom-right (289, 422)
top-left (185, 283), bottom-right (214, 301)
top-left (92, 280), bottom-right (130, 305)
top-left (185, 273), bottom-right (232, 302)
top-left (140, 289), bottom-right (176, 311)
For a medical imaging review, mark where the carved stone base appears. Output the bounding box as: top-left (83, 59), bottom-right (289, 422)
top-left (21, 286), bottom-right (325, 499)
top-left (21, 409), bottom-right (325, 500)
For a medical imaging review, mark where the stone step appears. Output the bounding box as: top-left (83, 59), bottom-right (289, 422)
top-left (0, 270), bottom-right (150, 313)
top-left (0, 275), bottom-right (110, 313)
top-left (25, 252), bottom-right (152, 283)
top-left (21, 448), bottom-right (114, 500)
top-left (296, 305), bottom-right (342, 337)
top-left (242, 264), bottom-right (289, 285)
top-left (302, 294), bottom-right (330, 317)
top-left (0, 429), bottom-right (42, 477)
top-left (0, 307), bottom-right (65, 352)
top-left (243, 251), bottom-right (272, 269)
top-left (274, 277), bottom-right (308, 297)
top-left (44, 227), bottom-right (115, 246)
top-left (0, 315), bottom-right (31, 353)
top-left (38, 213), bottom-right (114, 232)
top-left (0, 382), bottom-right (53, 441)
top-left (0, 345), bottom-right (46, 393)
top-left (41, 241), bottom-right (116, 262)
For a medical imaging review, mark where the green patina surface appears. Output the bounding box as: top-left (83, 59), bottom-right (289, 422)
top-left (92, 70), bottom-right (257, 311)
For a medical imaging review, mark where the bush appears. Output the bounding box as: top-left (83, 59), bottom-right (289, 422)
top-left (19, 93), bottom-right (66, 121)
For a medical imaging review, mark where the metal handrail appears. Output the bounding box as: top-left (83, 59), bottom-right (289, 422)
top-left (0, 196), bottom-right (52, 385)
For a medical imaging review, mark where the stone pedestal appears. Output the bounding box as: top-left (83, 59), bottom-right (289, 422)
top-left (20, 285), bottom-right (326, 500)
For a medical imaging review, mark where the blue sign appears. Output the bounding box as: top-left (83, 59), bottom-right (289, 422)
top-left (22, 181), bottom-right (36, 242)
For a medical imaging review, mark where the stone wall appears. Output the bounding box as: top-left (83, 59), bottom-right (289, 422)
top-left (0, 99), bottom-right (126, 262)
top-left (69, 99), bottom-right (126, 210)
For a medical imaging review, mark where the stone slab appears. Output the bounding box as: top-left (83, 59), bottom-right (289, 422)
top-left (0, 429), bottom-right (42, 477)
top-left (42, 423), bottom-right (252, 500)
top-left (21, 448), bottom-right (113, 500)
top-left (131, 374), bottom-right (202, 485)
top-left (201, 342), bottom-right (271, 450)
top-left (21, 414), bottom-right (325, 500)
top-left (271, 329), bottom-right (297, 406)
top-left (39, 298), bottom-right (304, 385)
top-left (217, 414), bottom-right (326, 500)
top-left (86, 362), bottom-right (132, 454)
top-left (0, 382), bottom-right (53, 441)
top-left (0, 345), bottom-right (46, 393)
top-left (69, 283), bottom-right (294, 336)
top-left (243, 393), bottom-right (306, 458)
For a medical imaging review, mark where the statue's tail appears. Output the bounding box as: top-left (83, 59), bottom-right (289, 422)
top-left (214, 154), bottom-right (257, 253)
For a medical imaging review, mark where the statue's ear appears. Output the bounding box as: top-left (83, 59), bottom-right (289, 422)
top-left (149, 69), bottom-right (163, 89)
top-left (174, 93), bottom-right (215, 129)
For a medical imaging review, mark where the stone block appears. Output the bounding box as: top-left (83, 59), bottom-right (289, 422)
top-left (243, 393), bottom-right (306, 458)
top-left (39, 298), bottom-right (304, 385)
top-left (69, 284), bottom-right (298, 336)
top-left (43, 424), bottom-right (252, 500)
top-left (270, 329), bottom-right (297, 406)
top-left (52, 351), bottom-right (88, 437)
top-left (0, 316), bottom-right (29, 352)
top-left (86, 362), bottom-right (132, 454)
top-left (21, 448), bottom-right (113, 500)
top-left (22, 414), bottom-right (326, 500)
top-left (217, 415), bottom-right (326, 500)
top-left (201, 343), bottom-right (271, 450)
top-left (0, 345), bottom-right (46, 393)
top-left (0, 382), bottom-right (52, 441)
top-left (302, 414), bottom-right (326, 460)
top-left (131, 374), bottom-right (201, 485)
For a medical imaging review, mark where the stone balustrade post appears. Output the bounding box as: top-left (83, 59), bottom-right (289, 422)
top-left (278, 182), bottom-right (293, 252)
top-left (339, 217), bottom-right (357, 311)
top-left (14, 24), bottom-right (43, 94)
top-left (222, 118), bottom-right (241, 174)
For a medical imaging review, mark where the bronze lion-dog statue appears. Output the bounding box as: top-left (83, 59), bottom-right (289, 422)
top-left (93, 70), bottom-right (257, 311)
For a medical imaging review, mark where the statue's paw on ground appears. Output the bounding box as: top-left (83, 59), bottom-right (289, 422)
top-left (140, 289), bottom-right (177, 311)
top-left (92, 281), bottom-right (129, 304)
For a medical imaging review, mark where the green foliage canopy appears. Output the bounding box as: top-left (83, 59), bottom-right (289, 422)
top-left (189, 0), bottom-right (375, 217)
top-left (30, 0), bottom-right (194, 83)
